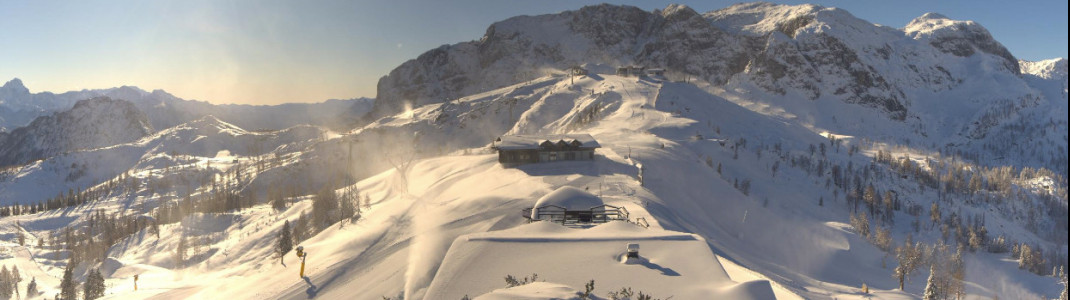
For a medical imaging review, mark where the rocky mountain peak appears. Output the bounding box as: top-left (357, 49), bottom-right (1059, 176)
top-left (904, 12), bottom-right (1019, 73)
top-left (1, 78), bottom-right (28, 93)
top-left (0, 78), bottom-right (31, 100)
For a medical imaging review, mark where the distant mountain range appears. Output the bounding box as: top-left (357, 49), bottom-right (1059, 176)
top-left (0, 78), bottom-right (372, 133)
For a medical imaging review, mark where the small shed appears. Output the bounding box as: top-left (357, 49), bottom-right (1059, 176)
top-left (525, 186), bottom-right (628, 225)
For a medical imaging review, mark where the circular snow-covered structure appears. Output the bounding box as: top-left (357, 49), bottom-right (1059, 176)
top-left (533, 186), bottom-right (602, 212)
top-left (527, 186), bottom-right (628, 224)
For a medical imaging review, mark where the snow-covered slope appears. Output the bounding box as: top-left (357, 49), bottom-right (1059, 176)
top-left (0, 97), bottom-right (153, 167)
top-left (297, 74), bottom-right (1065, 299)
top-left (3, 72), bottom-right (1060, 300)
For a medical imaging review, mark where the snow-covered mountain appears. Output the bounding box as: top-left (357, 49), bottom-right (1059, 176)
top-left (0, 2), bottom-right (1066, 300)
top-left (0, 97), bottom-right (153, 167)
top-left (0, 78), bottom-right (373, 132)
top-left (374, 3), bottom-right (1066, 175)
top-left (1020, 58), bottom-right (1068, 80)
top-left (375, 3), bottom-right (1018, 119)
top-left (0, 114), bottom-right (327, 206)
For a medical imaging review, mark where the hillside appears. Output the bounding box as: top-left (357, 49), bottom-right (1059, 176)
top-left (0, 97), bottom-right (153, 167)
top-left (0, 2), bottom-right (1066, 300)
top-left (0, 115), bottom-right (326, 207)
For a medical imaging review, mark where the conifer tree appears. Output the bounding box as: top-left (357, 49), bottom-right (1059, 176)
top-left (923, 265), bottom-right (938, 300)
top-left (293, 212), bottom-right (310, 245)
top-left (26, 277), bottom-right (38, 297)
top-left (0, 265), bottom-right (12, 300)
top-left (312, 185), bottom-right (339, 230)
top-left (271, 186), bottom-right (287, 211)
top-left (949, 245), bottom-right (966, 299)
top-left (340, 195), bottom-right (356, 228)
top-left (60, 258), bottom-right (78, 300)
top-left (277, 221), bottom-right (293, 263)
top-left (174, 234), bottom-right (188, 268)
top-left (84, 269), bottom-right (105, 300)
top-left (16, 229), bottom-right (25, 246)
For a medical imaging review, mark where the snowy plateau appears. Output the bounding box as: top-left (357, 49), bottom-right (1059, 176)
top-left (0, 2), bottom-right (1067, 300)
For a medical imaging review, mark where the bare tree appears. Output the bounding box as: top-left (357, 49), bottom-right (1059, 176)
top-left (894, 237), bottom-right (922, 290)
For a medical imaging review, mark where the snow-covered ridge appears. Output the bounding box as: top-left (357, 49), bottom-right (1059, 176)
top-left (0, 97), bottom-right (153, 167)
top-left (0, 78), bottom-right (373, 132)
top-left (373, 2), bottom-right (1031, 123)
top-left (1020, 58), bottom-right (1068, 80)
top-left (0, 113), bottom-right (326, 206)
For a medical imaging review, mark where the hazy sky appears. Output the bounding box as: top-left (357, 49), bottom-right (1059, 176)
top-left (1, 0), bottom-right (1066, 105)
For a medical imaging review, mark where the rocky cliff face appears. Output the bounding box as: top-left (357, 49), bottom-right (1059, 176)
top-left (905, 13), bottom-right (1020, 73)
top-left (0, 97), bottom-right (153, 167)
top-left (372, 3), bottom-right (1030, 123)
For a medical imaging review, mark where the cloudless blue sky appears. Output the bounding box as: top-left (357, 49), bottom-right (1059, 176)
top-left (1, 0), bottom-right (1065, 104)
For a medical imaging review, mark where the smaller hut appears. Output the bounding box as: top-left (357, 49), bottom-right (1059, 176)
top-left (524, 186), bottom-right (629, 225)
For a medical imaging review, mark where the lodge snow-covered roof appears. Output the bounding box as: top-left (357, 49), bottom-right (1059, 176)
top-left (424, 222), bottom-right (769, 299)
top-left (493, 134), bottom-right (601, 150)
top-left (531, 186), bottom-right (604, 217)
